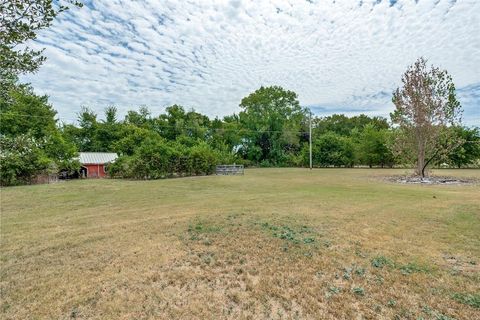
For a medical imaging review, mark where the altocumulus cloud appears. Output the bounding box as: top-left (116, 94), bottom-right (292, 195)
top-left (22, 0), bottom-right (480, 125)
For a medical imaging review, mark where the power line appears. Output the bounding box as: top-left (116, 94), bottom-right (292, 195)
top-left (0, 112), bottom-right (311, 134)
top-left (1, 112), bottom-right (479, 141)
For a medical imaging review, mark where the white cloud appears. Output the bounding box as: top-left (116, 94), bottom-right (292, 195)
top-left (22, 0), bottom-right (480, 125)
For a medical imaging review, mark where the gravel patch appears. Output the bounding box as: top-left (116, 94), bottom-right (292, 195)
top-left (386, 176), bottom-right (478, 185)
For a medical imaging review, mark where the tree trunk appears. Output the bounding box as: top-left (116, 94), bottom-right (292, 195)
top-left (416, 139), bottom-right (426, 177)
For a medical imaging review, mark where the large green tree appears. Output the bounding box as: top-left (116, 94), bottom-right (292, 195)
top-left (112, 125), bottom-right (161, 156)
top-left (0, 84), bottom-right (57, 138)
top-left (354, 125), bottom-right (393, 168)
top-left (0, 84), bottom-right (78, 176)
top-left (1, 0), bottom-right (82, 91)
top-left (0, 134), bottom-right (53, 186)
top-left (0, 0), bottom-right (82, 185)
top-left (238, 86), bottom-right (307, 165)
top-left (309, 132), bottom-right (354, 167)
top-left (208, 115), bottom-right (242, 155)
top-left (314, 114), bottom-right (388, 136)
top-left (76, 107), bottom-right (100, 151)
top-left (446, 126), bottom-right (480, 168)
top-left (153, 105), bottom-right (211, 141)
top-left (96, 106), bottom-right (121, 151)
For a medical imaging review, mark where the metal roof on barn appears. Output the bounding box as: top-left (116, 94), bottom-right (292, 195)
top-left (79, 152), bottom-right (118, 164)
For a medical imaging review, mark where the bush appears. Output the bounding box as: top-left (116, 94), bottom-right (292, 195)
top-left (107, 156), bottom-right (131, 178)
top-left (109, 139), bottom-right (222, 179)
top-left (259, 159), bottom-right (271, 167)
top-left (130, 138), bottom-right (177, 179)
top-left (0, 135), bottom-right (54, 186)
top-left (310, 132), bottom-right (355, 167)
top-left (189, 142), bottom-right (218, 175)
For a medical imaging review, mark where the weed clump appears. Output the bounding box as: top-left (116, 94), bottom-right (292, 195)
top-left (371, 256), bottom-right (394, 268)
top-left (352, 287), bottom-right (365, 296)
top-left (188, 221), bottom-right (222, 234)
top-left (354, 266), bottom-right (366, 277)
top-left (260, 221), bottom-right (318, 247)
top-left (325, 286), bottom-right (342, 299)
top-left (452, 292), bottom-right (480, 309)
top-left (387, 299), bottom-right (396, 307)
top-left (371, 256), bottom-right (430, 275)
top-left (187, 220), bottom-right (223, 242)
top-left (303, 237), bottom-right (315, 244)
top-left (421, 305), bottom-right (457, 320)
top-left (342, 268), bottom-right (351, 280)
top-left (329, 286), bottom-right (341, 294)
top-left (398, 262), bottom-right (429, 275)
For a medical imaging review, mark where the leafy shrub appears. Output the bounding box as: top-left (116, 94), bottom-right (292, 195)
top-left (189, 142), bottom-right (218, 175)
top-left (131, 138), bottom-right (177, 179)
top-left (109, 138), bottom-right (221, 179)
top-left (108, 155), bottom-right (131, 178)
top-left (0, 135), bottom-right (54, 186)
top-left (259, 159), bottom-right (272, 167)
top-left (310, 132), bottom-right (355, 167)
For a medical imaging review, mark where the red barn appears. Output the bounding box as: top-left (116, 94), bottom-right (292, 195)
top-left (79, 152), bottom-right (118, 178)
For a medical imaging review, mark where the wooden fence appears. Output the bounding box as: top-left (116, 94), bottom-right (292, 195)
top-left (216, 165), bottom-right (244, 175)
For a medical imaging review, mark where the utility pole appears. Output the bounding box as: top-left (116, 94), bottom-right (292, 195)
top-left (309, 110), bottom-right (312, 170)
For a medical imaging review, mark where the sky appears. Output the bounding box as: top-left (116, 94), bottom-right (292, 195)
top-left (23, 0), bottom-right (480, 125)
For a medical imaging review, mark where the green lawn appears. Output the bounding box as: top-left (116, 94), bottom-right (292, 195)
top-left (1, 169), bottom-right (479, 319)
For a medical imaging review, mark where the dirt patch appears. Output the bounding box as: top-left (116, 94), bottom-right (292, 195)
top-left (441, 254), bottom-right (480, 273)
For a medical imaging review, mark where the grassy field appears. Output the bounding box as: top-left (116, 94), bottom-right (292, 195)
top-left (1, 168), bottom-right (479, 319)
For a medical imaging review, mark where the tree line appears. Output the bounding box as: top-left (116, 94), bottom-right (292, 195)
top-left (1, 1), bottom-right (479, 185)
top-left (1, 83), bottom-right (479, 185)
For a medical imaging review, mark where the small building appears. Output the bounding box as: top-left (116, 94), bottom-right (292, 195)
top-left (79, 152), bottom-right (118, 178)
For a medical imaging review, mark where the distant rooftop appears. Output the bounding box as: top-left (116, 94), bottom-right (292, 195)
top-left (79, 152), bottom-right (118, 164)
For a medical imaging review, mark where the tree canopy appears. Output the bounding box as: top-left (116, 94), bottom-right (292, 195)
top-left (0, 84), bottom-right (79, 185)
top-left (0, 0), bottom-right (82, 84)
top-left (238, 86), bottom-right (307, 166)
